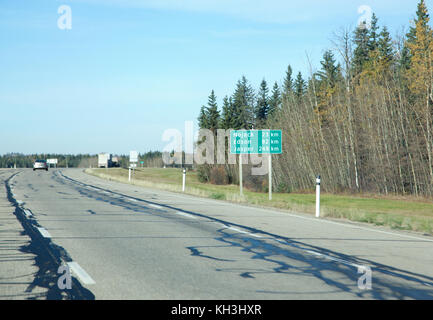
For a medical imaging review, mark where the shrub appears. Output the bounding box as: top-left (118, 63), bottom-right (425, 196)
top-left (276, 182), bottom-right (292, 193)
top-left (209, 166), bottom-right (229, 185)
top-left (197, 164), bottom-right (211, 183)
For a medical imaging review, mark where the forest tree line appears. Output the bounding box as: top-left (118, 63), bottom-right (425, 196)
top-left (197, 0), bottom-right (433, 197)
top-left (0, 151), bottom-right (163, 169)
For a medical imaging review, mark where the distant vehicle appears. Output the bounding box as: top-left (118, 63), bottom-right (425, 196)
top-left (98, 153), bottom-right (112, 168)
top-left (33, 159), bottom-right (48, 171)
top-left (111, 156), bottom-right (120, 167)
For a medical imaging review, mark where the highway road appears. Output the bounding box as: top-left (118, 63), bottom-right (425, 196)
top-left (1, 168), bottom-right (433, 299)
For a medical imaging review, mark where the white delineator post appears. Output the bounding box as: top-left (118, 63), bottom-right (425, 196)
top-left (316, 175), bottom-right (321, 218)
top-left (129, 167), bottom-right (132, 182)
top-left (182, 168), bottom-right (186, 192)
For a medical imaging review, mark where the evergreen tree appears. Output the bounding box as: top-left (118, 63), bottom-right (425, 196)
top-left (205, 90), bottom-right (220, 132)
top-left (231, 76), bottom-right (255, 129)
top-left (198, 105), bottom-right (209, 129)
top-left (407, 0), bottom-right (430, 45)
top-left (198, 90), bottom-right (220, 131)
top-left (352, 23), bottom-right (371, 75)
top-left (368, 13), bottom-right (380, 52)
top-left (378, 26), bottom-right (394, 69)
top-left (294, 72), bottom-right (306, 100)
top-left (283, 65), bottom-right (293, 94)
top-left (268, 82), bottom-right (281, 118)
top-left (255, 79), bottom-right (270, 125)
top-left (404, 0), bottom-right (431, 67)
top-left (316, 50), bottom-right (342, 88)
top-left (399, 45), bottom-right (412, 72)
top-left (220, 95), bottom-right (234, 129)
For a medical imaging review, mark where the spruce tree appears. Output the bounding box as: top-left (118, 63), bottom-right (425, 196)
top-left (368, 13), bottom-right (380, 52)
top-left (407, 0), bottom-right (430, 45)
top-left (205, 90), bottom-right (220, 132)
top-left (316, 50), bottom-right (342, 88)
top-left (405, 0), bottom-right (431, 67)
top-left (378, 26), bottom-right (394, 69)
top-left (283, 65), bottom-right (293, 94)
top-left (352, 23), bottom-right (371, 76)
top-left (255, 79), bottom-right (270, 126)
top-left (268, 82), bottom-right (281, 118)
top-left (294, 72), bottom-right (306, 100)
top-left (198, 105), bottom-right (209, 129)
top-left (231, 76), bottom-right (255, 129)
top-left (221, 96), bottom-right (234, 129)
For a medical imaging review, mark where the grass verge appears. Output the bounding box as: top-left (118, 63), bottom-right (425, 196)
top-left (85, 167), bottom-right (433, 235)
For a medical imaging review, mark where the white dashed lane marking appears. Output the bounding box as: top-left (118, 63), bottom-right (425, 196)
top-left (67, 262), bottom-right (96, 285)
top-left (37, 227), bottom-right (52, 239)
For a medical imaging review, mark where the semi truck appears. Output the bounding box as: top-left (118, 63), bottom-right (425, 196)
top-left (98, 153), bottom-right (112, 168)
top-left (111, 156), bottom-right (120, 167)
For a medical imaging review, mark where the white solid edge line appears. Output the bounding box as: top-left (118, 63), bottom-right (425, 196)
top-left (24, 209), bottom-right (32, 218)
top-left (249, 233), bottom-right (264, 238)
top-left (228, 226), bottom-right (250, 234)
top-left (153, 190), bottom-right (433, 242)
top-left (305, 249), bottom-right (364, 269)
top-left (37, 227), bottom-right (51, 238)
top-left (174, 211), bottom-right (197, 219)
top-left (67, 262), bottom-right (96, 285)
top-left (223, 225), bottom-right (263, 238)
top-left (149, 204), bottom-right (163, 209)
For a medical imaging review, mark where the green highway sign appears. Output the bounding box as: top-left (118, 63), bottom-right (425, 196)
top-left (230, 130), bottom-right (282, 154)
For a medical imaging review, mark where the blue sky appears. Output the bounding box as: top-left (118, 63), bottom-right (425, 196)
top-left (0, 0), bottom-right (430, 155)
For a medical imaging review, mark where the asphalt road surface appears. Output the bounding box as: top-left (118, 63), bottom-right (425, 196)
top-left (2, 168), bottom-right (433, 299)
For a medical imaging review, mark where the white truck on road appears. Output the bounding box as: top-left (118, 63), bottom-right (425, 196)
top-left (98, 153), bottom-right (112, 168)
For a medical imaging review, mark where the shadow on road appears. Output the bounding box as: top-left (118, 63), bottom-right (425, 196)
top-left (57, 170), bottom-right (433, 300)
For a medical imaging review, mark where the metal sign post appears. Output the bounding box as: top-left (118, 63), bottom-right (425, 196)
top-left (129, 163), bottom-right (137, 182)
top-left (269, 154), bottom-right (272, 200)
top-left (129, 151), bottom-right (138, 181)
top-left (230, 130), bottom-right (282, 199)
